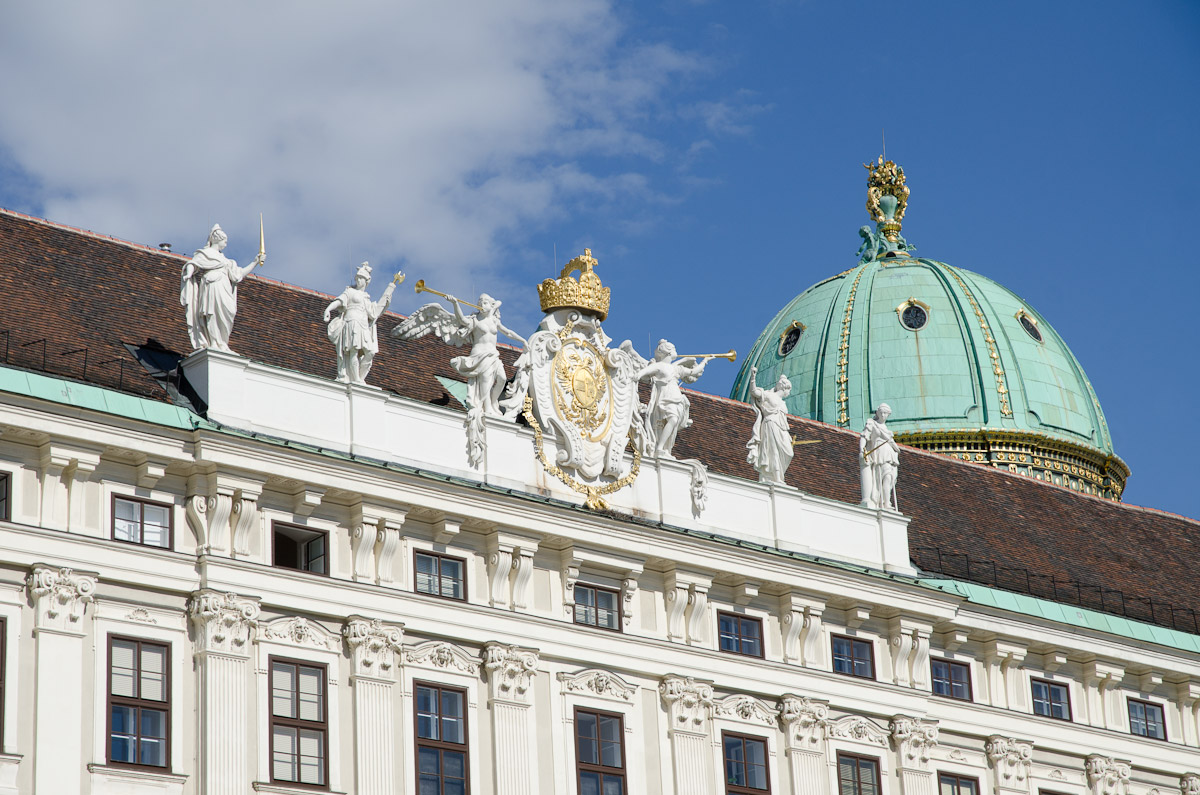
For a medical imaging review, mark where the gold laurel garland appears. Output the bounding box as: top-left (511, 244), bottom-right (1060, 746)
top-left (836, 267), bottom-right (866, 426)
top-left (937, 265), bottom-right (1013, 418)
top-left (523, 395), bottom-right (642, 511)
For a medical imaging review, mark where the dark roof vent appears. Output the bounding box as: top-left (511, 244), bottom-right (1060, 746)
top-left (158, 242), bottom-right (172, 251)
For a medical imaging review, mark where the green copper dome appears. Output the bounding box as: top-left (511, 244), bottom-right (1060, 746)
top-left (731, 162), bottom-right (1129, 499)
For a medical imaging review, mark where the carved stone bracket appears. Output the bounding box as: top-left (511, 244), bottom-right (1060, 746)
top-left (28, 564), bottom-right (97, 633)
top-left (664, 569), bottom-right (712, 644)
top-left (1180, 774), bottom-right (1200, 795)
top-left (889, 618), bottom-right (933, 689)
top-left (483, 642), bottom-right (539, 704)
top-left (375, 514), bottom-right (406, 586)
top-left (985, 736), bottom-right (1033, 786)
top-left (260, 616), bottom-right (339, 650)
top-left (402, 640), bottom-right (480, 674)
top-left (230, 486), bottom-right (261, 558)
top-left (351, 505), bottom-right (382, 583)
top-left (189, 589), bottom-right (261, 656)
top-left (778, 694), bottom-right (828, 751)
top-left (983, 639), bottom-right (1027, 709)
top-left (1084, 755), bottom-right (1130, 795)
top-left (344, 616), bottom-right (404, 680)
top-left (890, 715), bottom-right (939, 770)
top-left (659, 675), bottom-right (714, 733)
top-left (487, 530), bottom-right (539, 611)
top-left (557, 668), bottom-right (636, 702)
top-left (714, 693), bottom-right (779, 726)
top-left (781, 593), bottom-right (825, 667)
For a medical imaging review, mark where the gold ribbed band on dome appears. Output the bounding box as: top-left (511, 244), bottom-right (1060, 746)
top-left (896, 428), bottom-right (1129, 500)
top-left (937, 264), bottom-right (1013, 418)
top-left (836, 268), bottom-right (866, 426)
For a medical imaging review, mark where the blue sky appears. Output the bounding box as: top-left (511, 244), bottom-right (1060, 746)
top-left (1, 1), bottom-right (1197, 517)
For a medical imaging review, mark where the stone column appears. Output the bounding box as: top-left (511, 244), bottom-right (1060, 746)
top-left (189, 590), bottom-right (261, 795)
top-left (1084, 755), bottom-right (1130, 795)
top-left (344, 617), bottom-right (404, 795)
top-left (28, 565), bottom-right (96, 795)
top-left (985, 736), bottom-right (1033, 795)
top-left (778, 695), bottom-right (829, 795)
top-left (483, 643), bottom-right (540, 795)
top-left (659, 675), bottom-right (715, 795)
top-left (890, 716), bottom-right (939, 795)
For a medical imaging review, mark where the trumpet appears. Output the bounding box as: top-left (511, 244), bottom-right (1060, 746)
top-left (415, 279), bottom-right (480, 310)
top-left (673, 349), bottom-right (737, 362)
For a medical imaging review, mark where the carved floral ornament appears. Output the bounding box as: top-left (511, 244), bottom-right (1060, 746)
top-left (890, 716), bottom-right (939, 768)
top-left (483, 643), bottom-right (539, 699)
top-left (985, 736), bottom-right (1032, 783)
top-left (188, 590), bottom-right (261, 653)
top-left (27, 565), bottom-right (97, 625)
top-left (714, 694), bottom-right (779, 726)
top-left (826, 714), bottom-right (889, 747)
top-left (1085, 755), bottom-right (1130, 795)
top-left (260, 616), bottom-right (338, 650)
top-left (1180, 774), bottom-right (1200, 795)
top-left (659, 676), bottom-right (714, 729)
top-left (778, 695), bottom-right (828, 748)
top-left (402, 640), bottom-right (480, 674)
top-left (557, 668), bottom-right (636, 702)
top-left (344, 617), bottom-right (404, 676)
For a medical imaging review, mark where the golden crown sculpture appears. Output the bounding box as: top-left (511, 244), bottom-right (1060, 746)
top-left (537, 248), bottom-right (612, 320)
top-left (864, 155), bottom-right (910, 225)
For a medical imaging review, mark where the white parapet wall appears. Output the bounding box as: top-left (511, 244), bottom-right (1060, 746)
top-left (182, 349), bottom-right (915, 575)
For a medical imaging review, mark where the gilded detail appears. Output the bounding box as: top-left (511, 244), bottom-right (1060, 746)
top-left (938, 264), bottom-right (1013, 418)
top-left (836, 267), bottom-right (866, 426)
top-left (537, 248), bottom-right (611, 320)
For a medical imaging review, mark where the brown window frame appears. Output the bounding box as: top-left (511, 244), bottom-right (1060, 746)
top-left (0, 617), bottom-right (6, 749)
top-left (111, 493), bottom-right (173, 550)
top-left (939, 772), bottom-right (980, 795)
top-left (930, 657), bottom-right (973, 701)
top-left (831, 634), bottom-right (875, 679)
top-left (272, 521), bottom-right (330, 576)
top-left (106, 635), bottom-right (171, 771)
top-left (573, 583), bottom-right (622, 632)
top-left (415, 680), bottom-right (470, 795)
top-left (836, 753), bottom-right (881, 795)
top-left (1127, 697), bottom-right (1167, 741)
top-left (269, 656), bottom-right (329, 790)
top-left (1030, 677), bottom-right (1072, 721)
top-left (0, 471), bottom-right (10, 522)
top-left (574, 707), bottom-right (626, 795)
top-left (722, 731), bottom-right (770, 793)
top-left (414, 550), bottom-right (468, 602)
top-left (718, 612), bottom-right (765, 658)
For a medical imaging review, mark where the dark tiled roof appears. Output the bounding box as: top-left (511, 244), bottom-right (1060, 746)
top-left (2, 209), bottom-right (1198, 634)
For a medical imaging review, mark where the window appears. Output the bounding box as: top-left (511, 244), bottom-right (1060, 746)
top-left (416, 682), bottom-right (469, 795)
top-left (718, 613), bottom-right (764, 658)
top-left (1017, 310), bottom-right (1044, 343)
top-left (939, 773), bottom-right (979, 795)
top-left (575, 708), bottom-right (624, 795)
top-left (723, 732), bottom-right (769, 793)
top-left (112, 495), bottom-right (172, 549)
top-left (837, 753), bottom-right (880, 795)
top-left (778, 321), bottom-right (805, 356)
top-left (270, 657), bottom-right (327, 788)
top-left (108, 637), bottom-right (169, 769)
top-left (931, 659), bottom-right (972, 701)
top-left (1031, 678), bottom-right (1071, 721)
top-left (273, 522), bottom-right (328, 575)
top-left (0, 471), bottom-right (10, 521)
top-left (574, 584), bottom-right (620, 631)
top-left (415, 551), bottom-right (466, 601)
top-left (832, 635), bottom-right (874, 679)
top-left (1128, 698), bottom-right (1166, 740)
top-left (0, 617), bottom-right (6, 749)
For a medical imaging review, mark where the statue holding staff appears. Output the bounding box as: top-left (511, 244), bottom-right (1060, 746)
top-left (323, 263), bottom-right (403, 385)
top-left (180, 222), bottom-right (265, 352)
top-left (746, 365), bottom-right (794, 485)
top-left (859, 402), bottom-right (900, 510)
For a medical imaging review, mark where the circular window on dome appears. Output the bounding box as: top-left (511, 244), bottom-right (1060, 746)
top-left (896, 298), bottom-right (930, 331)
top-left (1016, 310), bottom-right (1043, 343)
top-left (777, 320), bottom-right (806, 356)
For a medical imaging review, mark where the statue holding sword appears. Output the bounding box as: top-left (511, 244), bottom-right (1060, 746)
top-left (859, 403), bottom-right (900, 511)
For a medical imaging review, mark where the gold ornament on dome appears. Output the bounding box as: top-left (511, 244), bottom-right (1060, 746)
top-left (864, 155), bottom-right (909, 224)
top-left (537, 248), bottom-right (612, 320)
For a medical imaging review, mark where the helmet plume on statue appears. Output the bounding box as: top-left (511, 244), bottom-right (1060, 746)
top-left (537, 248), bottom-right (611, 320)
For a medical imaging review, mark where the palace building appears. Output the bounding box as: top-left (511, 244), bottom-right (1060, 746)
top-left (0, 162), bottom-right (1197, 795)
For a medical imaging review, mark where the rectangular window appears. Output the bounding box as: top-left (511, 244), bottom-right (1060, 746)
top-left (0, 471), bottom-right (10, 521)
top-left (415, 551), bottom-right (466, 601)
top-left (1031, 678), bottom-right (1071, 721)
top-left (723, 732), bottom-right (769, 793)
top-left (837, 753), bottom-right (880, 795)
top-left (0, 617), bottom-right (6, 749)
top-left (273, 523), bottom-right (329, 575)
top-left (575, 707), bottom-right (625, 795)
top-left (1128, 698), bottom-right (1167, 740)
top-left (416, 682), bottom-right (469, 795)
top-left (931, 659), bottom-right (972, 701)
top-left (939, 773), bottom-right (979, 795)
top-left (574, 584), bottom-right (621, 631)
top-left (718, 613), bottom-right (764, 658)
top-left (107, 636), bottom-right (170, 769)
top-left (112, 495), bottom-right (172, 549)
top-left (831, 635), bottom-right (874, 679)
top-left (270, 657), bottom-right (328, 788)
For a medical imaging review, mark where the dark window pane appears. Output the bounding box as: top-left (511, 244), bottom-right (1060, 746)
top-left (443, 749), bottom-right (466, 778)
top-left (110, 733), bottom-right (136, 764)
top-left (418, 746), bottom-right (440, 774)
top-left (580, 771), bottom-right (601, 795)
top-left (602, 776), bottom-right (624, 795)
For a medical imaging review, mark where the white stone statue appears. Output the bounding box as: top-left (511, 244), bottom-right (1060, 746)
top-left (634, 340), bottom-right (708, 459)
top-left (860, 403), bottom-right (900, 510)
top-left (180, 224), bottom-right (264, 352)
top-left (323, 263), bottom-right (401, 385)
top-left (745, 365), bottom-right (794, 485)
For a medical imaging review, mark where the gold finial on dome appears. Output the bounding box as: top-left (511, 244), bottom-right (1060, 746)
top-left (864, 155), bottom-right (910, 243)
top-left (537, 248), bottom-right (612, 320)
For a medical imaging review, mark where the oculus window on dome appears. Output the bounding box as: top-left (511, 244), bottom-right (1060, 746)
top-left (1016, 310), bottom-right (1043, 343)
top-left (778, 321), bottom-right (805, 357)
top-left (895, 298), bottom-right (930, 332)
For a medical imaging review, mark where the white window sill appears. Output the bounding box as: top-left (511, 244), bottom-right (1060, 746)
top-left (253, 782), bottom-right (346, 795)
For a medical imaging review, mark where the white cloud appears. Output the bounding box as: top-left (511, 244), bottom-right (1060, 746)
top-left (0, 1), bottom-right (704, 316)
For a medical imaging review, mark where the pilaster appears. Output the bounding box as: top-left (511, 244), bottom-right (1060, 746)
top-left (890, 715), bottom-right (938, 795)
top-left (37, 443), bottom-right (98, 532)
top-left (1081, 660), bottom-right (1124, 729)
top-left (483, 643), bottom-right (540, 795)
top-left (664, 568), bottom-right (712, 645)
top-left (28, 565), bottom-right (97, 795)
top-left (1084, 755), bottom-right (1130, 795)
top-left (983, 640), bottom-right (1026, 710)
top-left (781, 592), bottom-right (826, 669)
top-left (344, 616), bottom-right (404, 795)
top-left (189, 590), bottom-right (261, 795)
top-left (778, 695), bottom-right (829, 795)
top-left (985, 736), bottom-right (1033, 795)
top-left (486, 530), bottom-right (539, 610)
top-left (659, 675), bottom-right (715, 795)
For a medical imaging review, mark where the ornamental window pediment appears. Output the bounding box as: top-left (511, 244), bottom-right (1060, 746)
top-left (258, 616), bottom-right (339, 651)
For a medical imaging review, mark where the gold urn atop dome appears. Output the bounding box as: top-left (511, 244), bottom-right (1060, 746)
top-left (537, 248), bottom-right (612, 320)
top-left (864, 155), bottom-right (910, 244)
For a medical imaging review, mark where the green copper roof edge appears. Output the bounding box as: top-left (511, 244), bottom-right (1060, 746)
top-left (0, 365), bottom-right (202, 431)
top-left (919, 578), bottom-right (1200, 655)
